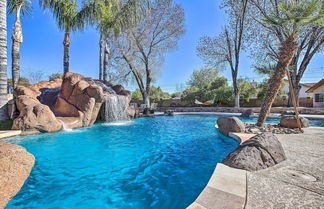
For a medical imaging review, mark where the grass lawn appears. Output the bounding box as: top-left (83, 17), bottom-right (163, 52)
top-left (0, 120), bottom-right (13, 130)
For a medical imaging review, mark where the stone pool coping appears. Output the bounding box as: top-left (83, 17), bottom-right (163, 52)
top-left (185, 126), bottom-right (250, 209)
top-left (186, 163), bottom-right (247, 209)
top-left (0, 130), bottom-right (21, 140)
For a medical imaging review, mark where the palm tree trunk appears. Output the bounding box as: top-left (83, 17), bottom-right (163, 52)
top-left (103, 38), bottom-right (110, 82)
top-left (257, 35), bottom-right (298, 126)
top-left (99, 33), bottom-right (103, 80)
top-left (11, 6), bottom-right (23, 89)
top-left (0, 0), bottom-right (8, 120)
top-left (63, 32), bottom-right (70, 74)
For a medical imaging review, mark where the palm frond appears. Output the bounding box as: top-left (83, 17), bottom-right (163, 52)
top-left (7, 0), bottom-right (32, 16)
top-left (262, 0), bottom-right (324, 34)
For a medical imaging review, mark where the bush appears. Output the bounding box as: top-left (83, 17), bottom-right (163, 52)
top-left (131, 86), bottom-right (170, 102)
top-left (0, 120), bottom-right (13, 130)
top-left (49, 73), bottom-right (63, 81)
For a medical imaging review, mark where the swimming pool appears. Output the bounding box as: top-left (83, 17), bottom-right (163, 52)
top-left (5, 115), bottom-right (239, 209)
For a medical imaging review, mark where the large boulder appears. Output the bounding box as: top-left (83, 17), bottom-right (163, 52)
top-left (280, 116), bottom-right (309, 128)
top-left (127, 105), bottom-right (139, 118)
top-left (0, 141), bottom-right (35, 208)
top-left (54, 72), bottom-right (105, 127)
top-left (53, 97), bottom-right (80, 117)
top-left (241, 109), bottom-right (254, 117)
top-left (112, 85), bottom-right (124, 94)
top-left (222, 133), bottom-right (286, 171)
top-left (12, 103), bottom-right (62, 133)
top-left (217, 117), bottom-right (245, 136)
top-left (14, 86), bottom-right (40, 99)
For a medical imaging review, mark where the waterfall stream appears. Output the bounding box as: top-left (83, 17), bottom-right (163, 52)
top-left (105, 95), bottom-right (129, 122)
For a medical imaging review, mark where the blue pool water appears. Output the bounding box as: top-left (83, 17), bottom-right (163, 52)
top-left (5, 115), bottom-right (239, 209)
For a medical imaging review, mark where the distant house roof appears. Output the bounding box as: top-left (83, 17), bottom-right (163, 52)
top-left (301, 83), bottom-right (316, 88)
top-left (284, 79), bottom-right (316, 88)
top-left (306, 79), bottom-right (324, 93)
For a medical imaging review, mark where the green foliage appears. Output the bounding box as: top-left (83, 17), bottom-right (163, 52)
top-left (254, 64), bottom-right (277, 76)
top-left (181, 87), bottom-right (200, 102)
top-left (182, 76), bottom-right (232, 104)
top-left (132, 86), bottom-right (170, 102)
top-left (131, 89), bottom-right (143, 101)
top-left (40, 0), bottom-right (84, 32)
top-left (49, 73), bottom-right (63, 81)
top-left (8, 77), bottom-right (30, 86)
top-left (7, 0), bottom-right (32, 16)
top-left (81, 0), bottom-right (149, 37)
top-left (149, 86), bottom-right (170, 102)
top-left (257, 79), bottom-right (286, 99)
top-left (171, 91), bottom-right (182, 98)
top-left (187, 68), bottom-right (219, 89)
top-left (238, 79), bottom-right (258, 102)
top-left (0, 120), bottom-right (13, 130)
top-left (263, 0), bottom-right (324, 34)
top-left (212, 87), bottom-right (233, 104)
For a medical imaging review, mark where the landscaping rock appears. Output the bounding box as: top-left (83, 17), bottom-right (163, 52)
top-left (280, 110), bottom-right (295, 116)
top-left (217, 117), bottom-right (245, 136)
top-left (222, 132), bottom-right (286, 171)
top-left (12, 103), bottom-right (62, 133)
top-left (58, 73), bottom-right (105, 127)
top-left (164, 110), bottom-right (174, 116)
top-left (127, 105), bottom-right (139, 118)
top-left (112, 85), bottom-right (124, 94)
top-left (280, 116), bottom-right (309, 128)
top-left (53, 96), bottom-right (80, 117)
top-left (0, 141), bottom-right (35, 209)
top-left (241, 109), bottom-right (254, 117)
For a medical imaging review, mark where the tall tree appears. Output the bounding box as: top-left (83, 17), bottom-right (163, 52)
top-left (81, 0), bottom-right (148, 81)
top-left (0, 0), bottom-right (8, 120)
top-left (256, 0), bottom-right (323, 126)
top-left (8, 0), bottom-right (32, 89)
top-left (249, 0), bottom-right (324, 106)
top-left (197, 0), bottom-right (249, 108)
top-left (112, 0), bottom-right (184, 107)
top-left (40, 0), bottom-right (85, 74)
top-left (187, 68), bottom-right (219, 89)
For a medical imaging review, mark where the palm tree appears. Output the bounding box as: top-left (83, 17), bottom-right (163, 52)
top-left (0, 0), bottom-right (8, 120)
top-left (257, 0), bottom-right (324, 126)
top-left (81, 0), bottom-right (148, 81)
top-left (40, 0), bottom-right (84, 74)
top-left (8, 0), bottom-right (32, 89)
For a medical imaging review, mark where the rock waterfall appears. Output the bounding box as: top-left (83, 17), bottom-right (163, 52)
top-left (104, 95), bottom-right (130, 122)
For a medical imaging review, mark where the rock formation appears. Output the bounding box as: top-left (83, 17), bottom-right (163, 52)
top-left (0, 141), bottom-right (35, 208)
top-left (12, 72), bottom-right (131, 133)
top-left (240, 109), bottom-right (254, 117)
top-left (222, 133), bottom-right (286, 171)
top-left (12, 80), bottom-right (63, 133)
top-left (217, 117), bottom-right (245, 136)
top-left (280, 116), bottom-right (309, 128)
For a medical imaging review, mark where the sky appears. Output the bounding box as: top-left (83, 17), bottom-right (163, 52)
top-left (6, 0), bottom-right (324, 93)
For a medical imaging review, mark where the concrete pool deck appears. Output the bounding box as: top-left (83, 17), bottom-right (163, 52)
top-left (187, 126), bottom-right (324, 209)
top-left (245, 127), bottom-right (324, 209)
